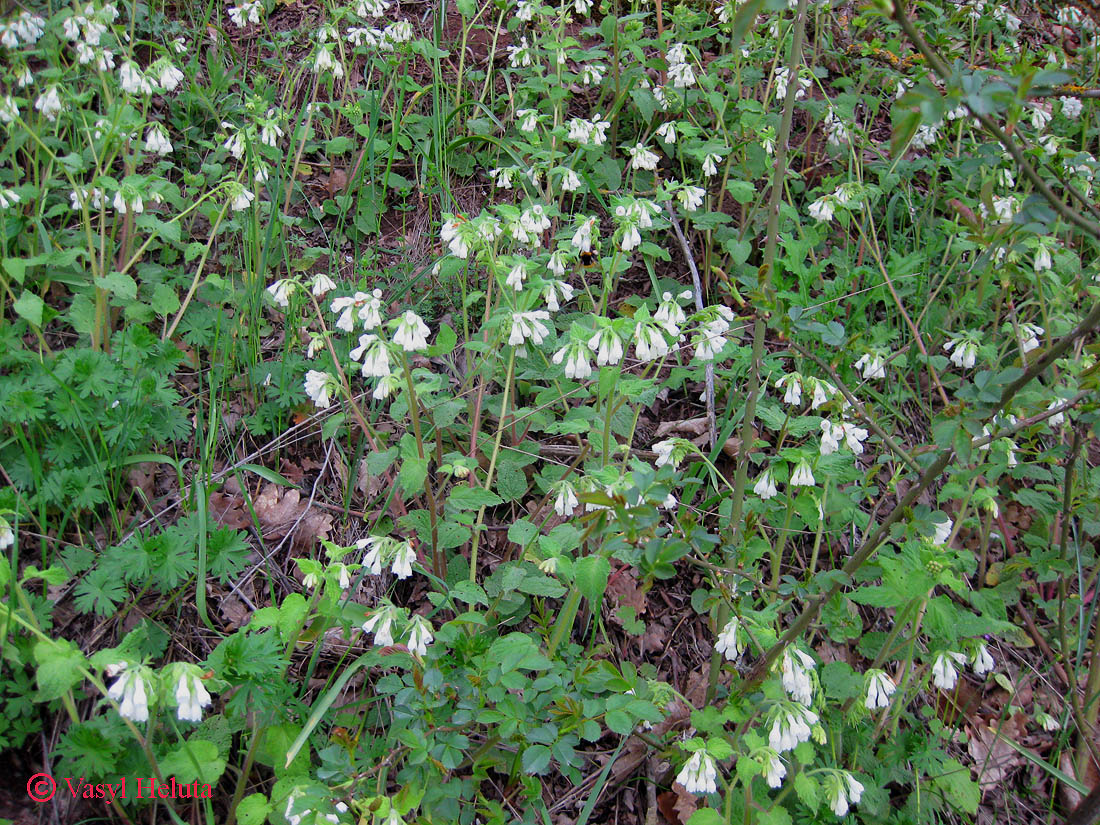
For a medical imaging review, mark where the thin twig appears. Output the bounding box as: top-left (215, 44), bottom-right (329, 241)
top-left (666, 202), bottom-right (715, 450)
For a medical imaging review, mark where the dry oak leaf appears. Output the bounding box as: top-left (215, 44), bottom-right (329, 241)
top-left (253, 483), bottom-right (332, 546)
top-left (967, 720), bottom-right (1025, 793)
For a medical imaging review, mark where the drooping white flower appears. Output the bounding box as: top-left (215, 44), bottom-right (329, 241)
top-left (629, 143), bottom-right (660, 171)
top-left (504, 261), bottom-right (527, 291)
top-left (392, 311), bottom-right (430, 352)
top-left (754, 469), bottom-right (778, 500)
top-left (229, 184), bottom-right (254, 211)
top-left (543, 279), bottom-right (575, 312)
top-left (655, 122), bottom-right (677, 144)
top-left (391, 540), bottom-right (415, 579)
top-left (690, 305), bottom-right (734, 361)
top-left (228, 0), bottom-right (263, 26)
top-left (113, 189), bottom-right (143, 215)
top-left (350, 333), bottom-right (392, 378)
top-left (775, 372), bottom-right (802, 406)
top-left (972, 643), bottom-right (994, 676)
top-left (931, 651), bottom-right (966, 690)
top-left (808, 196), bottom-right (836, 222)
top-left (362, 607), bottom-right (395, 646)
top-left (789, 460), bottom-right (815, 487)
top-left (144, 123), bottom-right (173, 155)
top-left (440, 216), bottom-right (470, 258)
top-left (1061, 96), bottom-right (1083, 119)
top-left (654, 291), bottom-right (689, 335)
top-left (509, 310), bottom-right (552, 348)
top-left (357, 536), bottom-right (384, 574)
top-left (552, 342), bottom-right (592, 380)
top-left (356, 288), bottom-right (384, 330)
top-left (1034, 244), bottom-right (1053, 272)
top-left (508, 36), bottom-right (534, 67)
top-left (553, 481), bottom-right (579, 516)
top-left (865, 669), bottom-right (897, 710)
top-left (666, 43), bottom-right (697, 88)
top-left (944, 334), bottom-right (979, 369)
top-left (0, 518), bottom-right (12, 550)
top-left (769, 703), bottom-right (818, 753)
top-left (780, 648), bottom-right (816, 705)
top-left (560, 168), bottom-right (582, 192)
top-left (820, 419), bottom-right (844, 455)
top-left (175, 671), bottom-right (213, 722)
top-left (931, 515), bottom-right (953, 546)
top-left (34, 86), bottom-right (63, 121)
top-left (762, 750), bottom-right (786, 788)
top-left (578, 63), bottom-right (605, 86)
top-left (587, 326), bottom-right (624, 366)
top-left (714, 617), bottom-right (744, 661)
top-left (853, 352), bottom-right (886, 380)
top-left (676, 184), bottom-right (705, 213)
top-left (653, 438), bottom-right (692, 469)
top-left (675, 750), bottom-right (717, 795)
top-left (823, 109), bottom-right (850, 147)
top-left (304, 370), bottom-right (336, 409)
top-left (1036, 710), bottom-right (1061, 731)
top-left (266, 279), bottom-right (297, 308)
top-left (1031, 105), bottom-right (1052, 131)
top-left (119, 62), bottom-right (153, 95)
top-left (701, 152), bottom-right (722, 177)
top-left (312, 44), bottom-right (344, 78)
top-left (108, 666), bottom-right (150, 722)
top-left (156, 61), bottom-right (185, 92)
top-left (827, 771), bottom-right (865, 817)
top-left (0, 95), bottom-right (18, 124)
top-left (373, 373), bottom-right (401, 400)
top-left (1018, 322), bottom-right (1043, 354)
top-left (571, 216), bottom-right (598, 252)
top-left (807, 377), bottom-right (835, 410)
top-left (406, 615), bottom-right (434, 656)
top-left (310, 273), bottom-right (337, 297)
top-left (634, 321), bottom-right (670, 362)
top-left (841, 421), bottom-right (869, 454)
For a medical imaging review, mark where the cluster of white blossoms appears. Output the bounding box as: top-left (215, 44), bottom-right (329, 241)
top-left (298, 285), bottom-right (432, 407)
top-left (769, 702), bottom-right (821, 753)
top-left (358, 535), bottom-right (419, 580)
top-left (0, 10), bottom-right (45, 47)
top-left (930, 645), bottom-right (997, 691)
top-left (825, 771), bottom-right (865, 817)
top-left (943, 331), bottom-right (981, 370)
top-left (666, 43), bottom-right (697, 89)
top-left (567, 113), bottom-right (612, 146)
top-left (780, 647), bottom-right (817, 705)
top-left (773, 65), bottom-right (811, 101)
top-left (676, 750), bottom-right (718, 794)
top-left (823, 109), bottom-right (850, 147)
top-left (284, 793), bottom-right (350, 825)
top-left (864, 669), bottom-right (897, 710)
top-left (361, 602), bottom-right (435, 656)
top-left (105, 662), bottom-right (215, 723)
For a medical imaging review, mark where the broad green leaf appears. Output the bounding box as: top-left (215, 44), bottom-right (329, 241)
top-left (13, 291), bottom-right (44, 326)
top-left (33, 639), bottom-right (86, 701)
top-left (160, 739), bottom-right (226, 785)
top-left (574, 556), bottom-right (610, 607)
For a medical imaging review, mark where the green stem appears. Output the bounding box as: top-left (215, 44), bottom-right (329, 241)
top-left (469, 348), bottom-right (516, 582)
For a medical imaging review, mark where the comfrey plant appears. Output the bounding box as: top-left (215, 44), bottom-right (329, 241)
top-left (3, 0), bottom-right (1099, 820)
